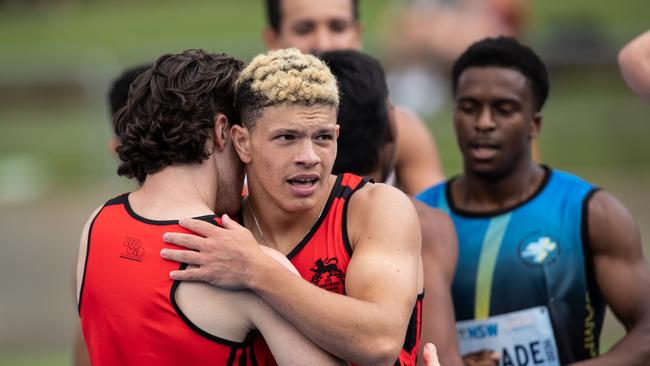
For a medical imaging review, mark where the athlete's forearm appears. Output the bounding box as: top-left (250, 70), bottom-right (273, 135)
top-left (249, 258), bottom-right (405, 365)
top-left (568, 324), bottom-right (650, 366)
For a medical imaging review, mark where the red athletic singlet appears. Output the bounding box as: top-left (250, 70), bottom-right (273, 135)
top-left (78, 194), bottom-right (263, 366)
top-left (256, 173), bottom-right (423, 366)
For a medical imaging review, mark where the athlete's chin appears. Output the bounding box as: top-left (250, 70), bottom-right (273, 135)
top-left (469, 163), bottom-right (509, 182)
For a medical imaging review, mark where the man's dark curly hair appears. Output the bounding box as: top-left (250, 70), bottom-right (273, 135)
top-left (320, 50), bottom-right (389, 176)
top-left (265, 0), bottom-right (360, 33)
top-left (113, 49), bottom-right (243, 184)
top-left (452, 36), bottom-right (550, 111)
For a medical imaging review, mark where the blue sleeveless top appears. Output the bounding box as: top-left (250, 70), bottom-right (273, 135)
top-left (417, 168), bottom-right (606, 364)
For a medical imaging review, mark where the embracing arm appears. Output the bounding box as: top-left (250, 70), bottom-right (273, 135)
top-left (394, 108), bottom-right (445, 195)
top-left (161, 185), bottom-right (421, 365)
top-left (253, 185), bottom-right (420, 364)
top-left (618, 30), bottom-right (650, 104)
top-left (570, 191), bottom-right (650, 365)
top-left (73, 206), bottom-right (102, 366)
top-left (243, 247), bottom-right (346, 366)
top-left (414, 201), bottom-right (464, 366)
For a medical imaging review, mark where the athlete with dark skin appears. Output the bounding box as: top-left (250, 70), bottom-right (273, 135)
top-left (443, 42), bottom-right (650, 365)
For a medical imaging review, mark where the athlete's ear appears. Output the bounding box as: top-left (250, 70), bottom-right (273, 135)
top-left (231, 124), bottom-right (252, 164)
top-left (213, 113), bottom-right (230, 152)
top-left (107, 137), bottom-right (118, 157)
top-left (530, 112), bottom-right (543, 140)
top-left (263, 27), bottom-right (281, 50)
top-left (335, 124), bottom-right (340, 139)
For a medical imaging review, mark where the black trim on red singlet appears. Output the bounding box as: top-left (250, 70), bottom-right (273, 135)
top-left (123, 193), bottom-right (215, 226)
top-left (341, 177), bottom-right (372, 257)
top-left (401, 292), bottom-right (425, 358)
top-left (169, 216), bottom-right (256, 348)
top-left (286, 175), bottom-right (344, 260)
top-left (77, 194), bottom-right (126, 315)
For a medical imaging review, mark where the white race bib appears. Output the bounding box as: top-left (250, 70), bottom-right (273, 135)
top-left (456, 306), bottom-right (560, 366)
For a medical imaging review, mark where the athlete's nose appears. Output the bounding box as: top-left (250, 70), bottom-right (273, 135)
top-left (475, 106), bottom-right (496, 132)
top-left (314, 28), bottom-right (335, 53)
top-left (296, 140), bottom-right (321, 167)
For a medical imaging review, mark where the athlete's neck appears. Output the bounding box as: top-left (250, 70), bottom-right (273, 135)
top-left (453, 160), bottom-right (546, 213)
top-left (244, 175), bottom-right (336, 254)
top-left (129, 164), bottom-right (218, 221)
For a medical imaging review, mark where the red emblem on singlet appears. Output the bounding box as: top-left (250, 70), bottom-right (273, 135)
top-left (120, 236), bottom-right (145, 262)
top-left (309, 257), bottom-right (345, 293)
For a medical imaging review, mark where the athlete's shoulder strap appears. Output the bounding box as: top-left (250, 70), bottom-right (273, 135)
top-left (338, 173), bottom-right (372, 200)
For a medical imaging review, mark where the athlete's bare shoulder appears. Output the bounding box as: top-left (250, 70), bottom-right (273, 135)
top-left (347, 182), bottom-right (421, 250)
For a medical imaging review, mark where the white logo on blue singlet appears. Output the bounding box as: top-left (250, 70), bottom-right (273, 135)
top-left (521, 237), bottom-right (558, 264)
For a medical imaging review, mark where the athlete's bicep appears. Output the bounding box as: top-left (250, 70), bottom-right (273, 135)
top-left (589, 191), bottom-right (650, 327)
top-left (76, 206), bottom-right (103, 305)
top-left (417, 203), bottom-right (463, 366)
top-left (345, 185), bottom-right (421, 325)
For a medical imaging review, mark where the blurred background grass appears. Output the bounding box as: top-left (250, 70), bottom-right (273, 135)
top-left (0, 0), bottom-right (648, 365)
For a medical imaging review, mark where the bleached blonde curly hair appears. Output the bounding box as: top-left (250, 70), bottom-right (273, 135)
top-left (235, 48), bottom-right (339, 127)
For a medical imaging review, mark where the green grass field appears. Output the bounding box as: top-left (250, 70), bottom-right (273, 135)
top-left (0, 1), bottom-right (648, 364)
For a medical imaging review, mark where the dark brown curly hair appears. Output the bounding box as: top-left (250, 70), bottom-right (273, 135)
top-left (113, 49), bottom-right (243, 183)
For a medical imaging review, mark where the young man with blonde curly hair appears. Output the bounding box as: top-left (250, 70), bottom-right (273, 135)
top-left (162, 48), bottom-right (426, 365)
top-left (75, 49), bottom-right (346, 366)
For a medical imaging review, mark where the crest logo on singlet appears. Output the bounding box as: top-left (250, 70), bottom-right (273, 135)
top-left (518, 234), bottom-right (559, 266)
top-left (120, 236), bottom-right (145, 262)
top-left (310, 257), bottom-right (345, 293)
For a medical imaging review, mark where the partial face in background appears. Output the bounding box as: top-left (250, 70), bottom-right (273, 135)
top-left (453, 66), bottom-right (541, 180)
top-left (264, 0), bottom-right (362, 54)
top-left (232, 104), bottom-right (339, 214)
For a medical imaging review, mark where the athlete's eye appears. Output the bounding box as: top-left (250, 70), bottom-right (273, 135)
top-left (494, 102), bottom-right (519, 117)
top-left (457, 101), bottom-right (477, 114)
top-left (275, 134), bottom-right (296, 142)
top-left (329, 19), bottom-right (350, 33)
top-left (292, 21), bottom-right (315, 36)
top-left (316, 133), bottom-right (335, 141)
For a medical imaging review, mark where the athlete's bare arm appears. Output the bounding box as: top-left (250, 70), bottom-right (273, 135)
top-left (618, 30), bottom-right (650, 104)
top-left (394, 108), bottom-right (445, 195)
top-left (178, 246), bottom-right (346, 366)
top-left (412, 200), bottom-right (464, 366)
top-left (242, 247), bottom-right (345, 366)
top-left (569, 191), bottom-right (650, 365)
top-left (73, 207), bottom-right (101, 366)
top-left (161, 184), bottom-right (422, 365)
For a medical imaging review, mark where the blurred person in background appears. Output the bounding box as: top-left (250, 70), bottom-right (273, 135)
top-left (321, 48), bottom-right (464, 366)
top-left (75, 49), bottom-right (345, 366)
top-left (106, 63), bottom-right (152, 153)
top-left (417, 36), bottom-right (650, 365)
top-left (161, 48), bottom-right (423, 366)
top-left (619, 30), bottom-right (650, 104)
top-left (261, 0), bottom-right (445, 195)
top-left (386, 0), bottom-right (526, 116)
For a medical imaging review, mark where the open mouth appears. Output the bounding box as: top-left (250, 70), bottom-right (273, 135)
top-left (469, 142), bottom-right (499, 160)
top-left (287, 174), bottom-right (320, 196)
top-left (287, 176), bottom-right (319, 186)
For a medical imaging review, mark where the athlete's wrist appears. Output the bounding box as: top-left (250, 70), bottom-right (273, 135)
top-left (246, 250), bottom-right (281, 292)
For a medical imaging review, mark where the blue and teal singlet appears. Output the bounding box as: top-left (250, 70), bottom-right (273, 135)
top-left (417, 167), bottom-right (606, 364)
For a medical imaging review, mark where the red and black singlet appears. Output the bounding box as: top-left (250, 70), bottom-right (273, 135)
top-left (257, 173), bottom-right (423, 365)
top-left (78, 193), bottom-right (262, 366)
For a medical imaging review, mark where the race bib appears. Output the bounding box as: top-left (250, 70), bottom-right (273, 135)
top-left (456, 306), bottom-right (560, 366)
